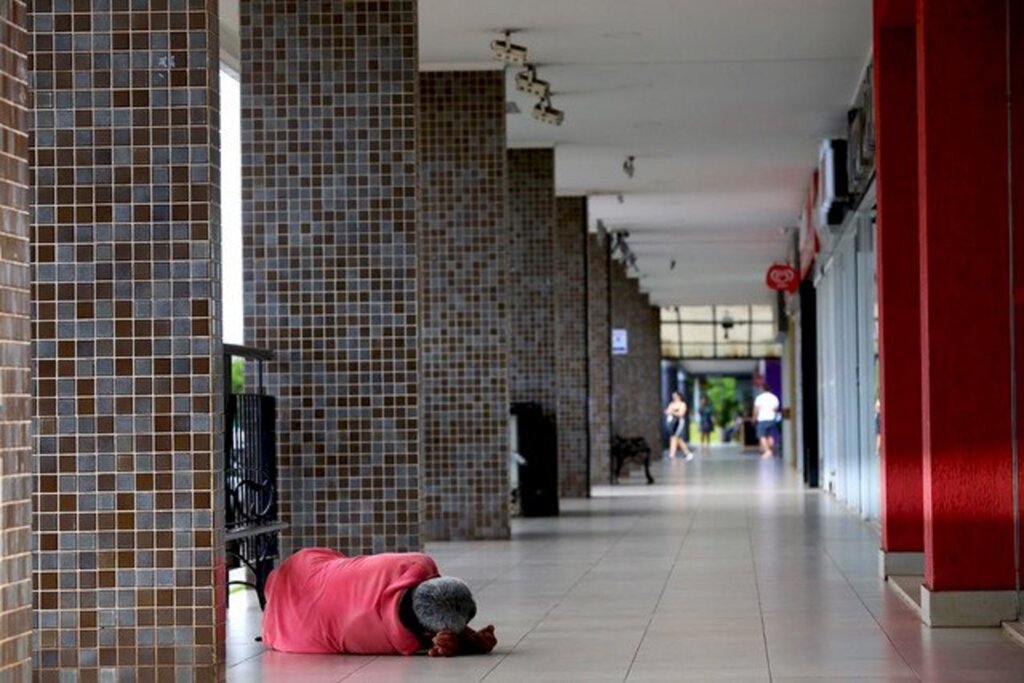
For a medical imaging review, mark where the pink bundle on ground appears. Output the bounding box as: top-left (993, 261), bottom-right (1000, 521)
top-left (262, 548), bottom-right (439, 655)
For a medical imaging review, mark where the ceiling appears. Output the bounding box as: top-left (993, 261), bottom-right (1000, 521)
top-left (221, 0), bottom-right (872, 307)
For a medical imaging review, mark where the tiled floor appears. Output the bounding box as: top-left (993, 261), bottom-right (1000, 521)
top-left (226, 447), bottom-right (1024, 681)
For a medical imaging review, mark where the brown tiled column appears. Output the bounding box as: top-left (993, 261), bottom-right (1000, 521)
top-left (0, 2), bottom-right (30, 679)
top-left (586, 232), bottom-right (611, 485)
top-left (611, 262), bottom-right (661, 457)
top-left (30, 1), bottom-right (225, 680)
top-left (554, 197), bottom-right (589, 497)
top-left (242, 2), bottom-right (421, 554)
top-left (417, 70), bottom-right (510, 541)
top-left (507, 148), bottom-right (558, 464)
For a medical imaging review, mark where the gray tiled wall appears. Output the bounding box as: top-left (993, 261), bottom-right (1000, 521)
top-left (242, 1), bottom-right (422, 555)
top-left (587, 232), bottom-right (611, 485)
top-left (418, 70), bottom-right (510, 540)
top-left (554, 197), bottom-right (589, 497)
top-left (611, 261), bottom-right (661, 461)
top-left (507, 149), bottom-right (556, 413)
top-left (0, 1), bottom-right (31, 680)
top-left (30, 0), bottom-right (225, 679)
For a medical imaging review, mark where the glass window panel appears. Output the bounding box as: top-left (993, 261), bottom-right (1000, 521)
top-left (661, 323), bottom-right (681, 344)
top-left (680, 305), bottom-right (713, 322)
top-left (660, 307), bottom-right (680, 323)
top-left (750, 305), bottom-right (774, 322)
top-left (750, 322), bottom-right (776, 343)
top-left (718, 341), bottom-right (750, 358)
top-left (681, 322), bottom-right (715, 343)
top-left (661, 342), bottom-right (682, 358)
top-left (751, 342), bottom-right (783, 358)
top-left (682, 342), bottom-right (715, 358)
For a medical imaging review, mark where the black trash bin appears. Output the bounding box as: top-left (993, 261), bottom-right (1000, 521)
top-left (511, 402), bottom-right (559, 517)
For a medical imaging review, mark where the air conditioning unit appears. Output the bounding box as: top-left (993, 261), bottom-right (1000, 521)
top-left (817, 138), bottom-right (849, 229)
top-left (846, 65), bottom-right (876, 204)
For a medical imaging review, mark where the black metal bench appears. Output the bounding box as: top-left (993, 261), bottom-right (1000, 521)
top-left (612, 435), bottom-right (655, 485)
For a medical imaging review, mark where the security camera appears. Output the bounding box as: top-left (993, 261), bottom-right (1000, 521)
top-left (515, 65), bottom-right (550, 98)
top-left (491, 31), bottom-right (528, 65)
top-left (532, 96), bottom-right (564, 126)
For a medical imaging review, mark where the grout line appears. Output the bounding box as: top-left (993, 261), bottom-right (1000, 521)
top-left (820, 545), bottom-right (922, 681)
top-left (622, 492), bottom-right (700, 682)
top-left (745, 492), bottom-right (774, 682)
top-left (337, 656), bottom-right (379, 681)
top-left (479, 506), bottom-right (655, 681)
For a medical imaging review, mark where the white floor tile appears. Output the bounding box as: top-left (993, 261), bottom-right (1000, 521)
top-left (224, 449), bottom-right (1024, 683)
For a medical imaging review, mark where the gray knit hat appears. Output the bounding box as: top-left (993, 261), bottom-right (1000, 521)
top-left (411, 576), bottom-right (477, 633)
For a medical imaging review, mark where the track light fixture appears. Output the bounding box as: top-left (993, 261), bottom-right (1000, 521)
top-left (616, 193), bottom-right (624, 204)
top-left (515, 64), bottom-right (550, 98)
top-left (622, 155), bottom-right (636, 179)
top-left (532, 95), bottom-right (564, 126)
top-left (491, 31), bottom-right (528, 65)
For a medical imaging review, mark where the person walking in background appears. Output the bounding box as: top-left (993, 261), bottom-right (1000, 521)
top-left (664, 391), bottom-right (695, 461)
top-left (753, 384), bottom-right (780, 459)
top-left (698, 395), bottom-right (715, 453)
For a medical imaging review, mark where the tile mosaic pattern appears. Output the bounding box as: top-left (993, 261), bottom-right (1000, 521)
top-left (610, 261), bottom-right (661, 458)
top-left (29, 0), bottom-right (225, 680)
top-left (554, 197), bottom-right (589, 498)
top-left (0, 2), bottom-right (31, 680)
top-left (417, 71), bottom-right (510, 541)
top-left (507, 149), bottom-right (556, 417)
top-left (242, 1), bottom-right (421, 555)
top-left (586, 232), bottom-right (611, 485)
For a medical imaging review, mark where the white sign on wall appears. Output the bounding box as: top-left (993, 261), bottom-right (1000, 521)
top-left (612, 328), bottom-right (628, 355)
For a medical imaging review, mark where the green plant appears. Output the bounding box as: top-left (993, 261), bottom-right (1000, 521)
top-left (231, 357), bottom-right (246, 394)
top-left (704, 377), bottom-right (740, 428)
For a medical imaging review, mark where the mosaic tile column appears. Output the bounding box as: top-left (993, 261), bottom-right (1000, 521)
top-left (242, 1), bottom-right (421, 555)
top-left (0, 2), bottom-right (31, 680)
top-left (30, 1), bottom-right (224, 679)
top-left (507, 148), bottom-right (558, 476)
top-left (417, 70), bottom-right (510, 541)
top-left (554, 197), bottom-right (589, 498)
top-left (586, 232), bottom-right (611, 485)
top-left (610, 261), bottom-right (661, 458)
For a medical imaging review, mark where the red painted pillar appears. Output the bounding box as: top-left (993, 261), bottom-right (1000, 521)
top-left (1012, 0), bottom-right (1024, 589)
top-left (873, 0), bottom-right (925, 577)
top-left (916, 0), bottom-right (1018, 625)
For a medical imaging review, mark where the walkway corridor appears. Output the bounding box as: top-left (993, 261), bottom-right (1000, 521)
top-left (226, 448), bottom-right (1024, 682)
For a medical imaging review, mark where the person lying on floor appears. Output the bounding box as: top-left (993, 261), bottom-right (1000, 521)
top-left (262, 548), bottom-right (497, 657)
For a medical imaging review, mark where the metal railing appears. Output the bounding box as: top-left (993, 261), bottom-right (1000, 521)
top-left (223, 344), bottom-right (284, 609)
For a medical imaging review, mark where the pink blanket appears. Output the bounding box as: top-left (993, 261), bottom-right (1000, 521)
top-left (262, 549), bottom-right (439, 655)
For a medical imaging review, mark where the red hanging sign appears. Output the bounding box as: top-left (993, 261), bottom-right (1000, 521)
top-left (766, 263), bottom-right (799, 293)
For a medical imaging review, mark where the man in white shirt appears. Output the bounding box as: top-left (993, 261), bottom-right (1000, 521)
top-left (753, 384), bottom-right (780, 459)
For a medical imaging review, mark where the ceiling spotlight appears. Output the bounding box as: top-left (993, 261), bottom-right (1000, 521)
top-left (515, 65), bottom-right (550, 98)
top-left (491, 31), bottom-right (528, 65)
top-left (622, 155), bottom-right (635, 179)
top-left (532, 95), bottom-right (564, 126)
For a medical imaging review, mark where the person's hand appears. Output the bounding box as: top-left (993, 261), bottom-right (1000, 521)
top-left (462, 625), bottom-right (497, 654)
top-left (428, 629), bottom-right (461, 657)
